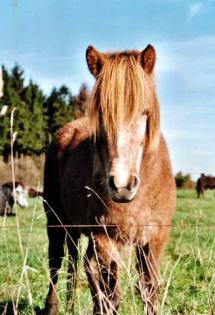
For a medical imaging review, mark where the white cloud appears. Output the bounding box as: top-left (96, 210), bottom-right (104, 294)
top-left (188, 2), bottom-right (203, 19)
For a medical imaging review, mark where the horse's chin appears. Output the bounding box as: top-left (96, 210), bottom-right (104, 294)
top-left (18, 204), bottom-right (26, 209)
top-left (108, 189), bottom-right (137, 203)
top-left (111, 196), bottom-right (135, 203)
top-left (17, 201), bottom-right (28, 208)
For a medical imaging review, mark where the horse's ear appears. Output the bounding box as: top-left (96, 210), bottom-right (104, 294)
top-left (141, 44), bottom-right (156, 74)
top-left (86, 46), bottom-right (105, 77)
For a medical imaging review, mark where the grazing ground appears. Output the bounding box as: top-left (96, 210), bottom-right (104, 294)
top-left (0, 190), bottom-right (214, 314)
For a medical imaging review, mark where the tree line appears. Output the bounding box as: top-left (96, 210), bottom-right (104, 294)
top-left (175, 171), bottom-right (195, 189)
top-left (0, 64), bottom-right (89, 161)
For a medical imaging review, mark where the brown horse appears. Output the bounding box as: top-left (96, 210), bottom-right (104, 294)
top-left (43, 45), bottom-right (176, 315)
top-left (196, 173), bottom-right (215, 198)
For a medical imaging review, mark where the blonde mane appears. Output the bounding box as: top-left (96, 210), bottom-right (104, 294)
top-left (87, 51), bottom-right (160, 150)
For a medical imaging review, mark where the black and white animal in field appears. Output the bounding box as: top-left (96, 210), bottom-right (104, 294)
top-left (0, 181), bottom-right (28, 216)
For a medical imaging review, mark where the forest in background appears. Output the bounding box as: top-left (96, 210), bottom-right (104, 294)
top-left (0, 64), bottom-right (89, 186)
top-left (0, 64), bottom-right (89, 162)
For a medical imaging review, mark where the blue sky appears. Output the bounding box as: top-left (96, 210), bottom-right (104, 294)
top-left (0, 0), bottom-right (215, 179)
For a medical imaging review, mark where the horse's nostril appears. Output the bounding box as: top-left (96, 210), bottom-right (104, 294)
top-left (134, 176), bottom-right (139, 188)
top-left (108, 176), bottom-right (117, 192)
top-left (128, 176), bottom-right (139, 191)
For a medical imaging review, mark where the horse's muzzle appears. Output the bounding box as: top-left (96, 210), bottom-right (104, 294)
top-left (107, 175), bottom-right (140, 203)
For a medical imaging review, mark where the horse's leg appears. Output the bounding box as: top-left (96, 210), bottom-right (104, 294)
top-left (66, 228), bottom-right (80, 311)
top-left (45, 227), bottom-right (66, 315)
top-left (84, 235), bottom-right (121, 315)
top-left (136, 231), bottom-right (169, 315)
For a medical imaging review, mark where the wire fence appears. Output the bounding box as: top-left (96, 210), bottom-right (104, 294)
top-left (1, 223), bottom-right (215, 229)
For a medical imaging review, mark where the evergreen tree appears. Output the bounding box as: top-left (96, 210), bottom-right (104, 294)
top-left (11, 64), bottom-right (25, 95)
top-left (0, 65), bottom-right (47, 159)
top-left (18, 81), bottom-right (47, 155)
top-left (75, 83), bottom-right (89, 118)
top-left (44, 85), bottom-right (75, 144)
top-left (0, 67), bottom-right (3, 98)
top-left (0, 63), bottom-right (85, 159)
top-left (0, 66), bottom-right (12, 161)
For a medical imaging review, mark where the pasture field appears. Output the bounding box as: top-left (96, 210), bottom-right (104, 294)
top-left (0, 190), bottom-right (214, 314)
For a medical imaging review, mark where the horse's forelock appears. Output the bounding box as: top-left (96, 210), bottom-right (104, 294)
top-left (87, 52), bottom-right (160, 150)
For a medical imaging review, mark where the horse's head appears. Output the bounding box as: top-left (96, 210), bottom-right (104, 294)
top-left (14, 183), bottom-right (28, 208)
top-left (86, 46), bottom-right (160, 202)
top-left (2, 181), bottom-right (28, 208)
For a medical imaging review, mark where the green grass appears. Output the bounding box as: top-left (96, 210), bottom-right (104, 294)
top-left (0, 190), bottom-right (215, 314)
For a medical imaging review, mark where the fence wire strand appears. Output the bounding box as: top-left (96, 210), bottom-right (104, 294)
top-left (1, 224), bottom-right (215, 229)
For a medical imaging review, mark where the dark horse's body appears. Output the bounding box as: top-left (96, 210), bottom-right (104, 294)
top-left (44, 45), bottom-right (175, 315)
top-left (196, 173), bottom-right (215, 198)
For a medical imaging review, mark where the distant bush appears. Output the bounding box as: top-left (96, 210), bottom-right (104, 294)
top-left (175, 171), bottom-right (195, 189)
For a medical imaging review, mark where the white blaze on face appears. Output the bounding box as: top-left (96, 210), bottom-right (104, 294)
top-left (15, 185), bottom-right (28, 208)
top-left (111, 115), bottom-right (147, 188)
